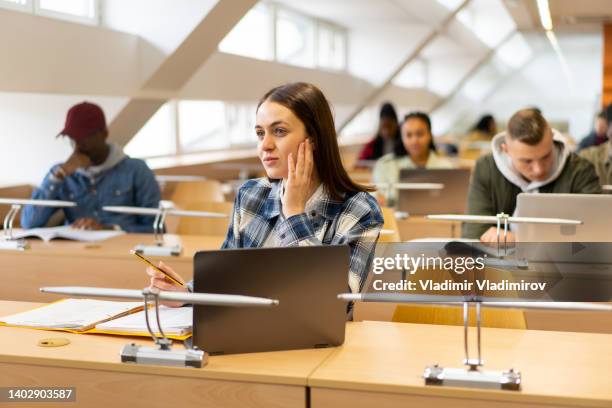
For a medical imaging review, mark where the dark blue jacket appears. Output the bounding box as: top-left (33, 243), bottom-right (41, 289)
top-left (21, 157), bottom-right (160, 232)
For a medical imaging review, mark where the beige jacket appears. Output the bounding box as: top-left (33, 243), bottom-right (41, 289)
top-left (579, 140), bottom-right (612, 185)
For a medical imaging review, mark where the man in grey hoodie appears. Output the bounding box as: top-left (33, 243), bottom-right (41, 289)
top-left (462, 108), bottom-right (601, 241)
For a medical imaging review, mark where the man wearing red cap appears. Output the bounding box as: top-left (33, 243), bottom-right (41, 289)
top-left (21, 102), bottom-right (161, 232)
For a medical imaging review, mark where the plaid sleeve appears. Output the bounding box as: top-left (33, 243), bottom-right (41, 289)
top-left (278, 192), bottom-right (383, 293)
top-left (221, 185), bottom-right (243, 249)
top-left (275, 213), bottom-right (316, 245)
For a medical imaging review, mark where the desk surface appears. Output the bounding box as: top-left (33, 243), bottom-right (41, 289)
top-left (309, 321), bottom-right (612, 407)
top-left (0, 301), bottom-right (335, 386)
top-left (396, 217), bottom-right (461, 241)
top-left (2, 301), bottom-right (611, 407)
top-left (0, 234), bottom-right (224, 302)
top-left (11, 233), bottom-right (224, 263)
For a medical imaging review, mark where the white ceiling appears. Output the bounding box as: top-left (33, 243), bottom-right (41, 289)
top-left (510, 0), bottom-right (611, 32)
top-left (276, 0), bottom-right (611, 36)
top-left (273, 0), bottom-right (452, 28)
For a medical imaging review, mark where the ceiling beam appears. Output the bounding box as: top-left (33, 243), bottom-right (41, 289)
top-left (108, 0), bottom-right (258, 147)
top-left (430, 30), bottom-right (517, 112)
top-left (337, 0), bottom-right (471, 133)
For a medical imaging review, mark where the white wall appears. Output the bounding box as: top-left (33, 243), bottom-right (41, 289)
top-left (101, 0), bottom-right (217, 55)
top-left (0, 1), bottom-right (222, 187)
top-left (101, 0), bottom-right (218, 82)
top-left (0, 2), bottom-right (605, 185)
top-left (0, 1), bottom-right (220, 96)
top-left (180, 52), bottom-right (373, 104)
top-left (180, 51), bottom-right (441, 135)
top-left (0, 8), bottom-right (158, 96)
top-left (0, 92), bottom-right (127, 186)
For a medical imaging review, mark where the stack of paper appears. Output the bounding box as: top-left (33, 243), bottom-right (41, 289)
top-left (0, 299), bottom-right (142, 331)
top-left (95, 306), bottom-right (192, 337)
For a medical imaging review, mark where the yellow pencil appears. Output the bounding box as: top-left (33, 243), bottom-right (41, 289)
top-left (130, 250), bottom-right (186, 287)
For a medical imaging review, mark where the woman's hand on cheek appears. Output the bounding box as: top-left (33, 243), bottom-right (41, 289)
top-left (282, 140), bottom-right (314, 218)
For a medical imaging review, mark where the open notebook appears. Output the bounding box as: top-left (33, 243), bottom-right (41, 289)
top-left (0, 299), bottom-right (192, 340)
top-left (95, 306), bottom-right (192, 337)
top-left (11, 226), bottom-right (125, 243)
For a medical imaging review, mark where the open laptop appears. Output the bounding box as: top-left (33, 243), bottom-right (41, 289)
top-left (397, 169), bottom-right (471, 215)
top-left (192, 245), bottom-right (349, 355)
top-left (514, 194), bottom-right (612, 304)
top-left (515, 193), bottom-right (612, 242)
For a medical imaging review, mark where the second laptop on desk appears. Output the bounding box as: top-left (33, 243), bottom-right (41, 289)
top-left (193, 245), bottom-right (350, 355)
top-left (515, 193), bottom-right (612, 242)
top-left (397, 169), bottom-right (471, 215)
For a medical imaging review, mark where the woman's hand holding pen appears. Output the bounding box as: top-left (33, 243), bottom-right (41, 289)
top-left (146, 261), bottom-right (188, 308)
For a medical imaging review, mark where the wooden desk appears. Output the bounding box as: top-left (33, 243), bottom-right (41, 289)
top-left (0, 301), bottom-right (334, 408)
top-left (354, 302), bottom-right (612, 335)
top-left (2, 302), bottom-right (610, 407)
top-left (0, 234), bottom-right (224, 302)
top-left (309, 321), bottom-right (612, 408)
top-left (397, 217), bottom-right (461, 241)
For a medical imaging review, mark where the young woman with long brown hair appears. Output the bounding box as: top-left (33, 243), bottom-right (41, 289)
top-left (147, 82), bottom-right (383, 301)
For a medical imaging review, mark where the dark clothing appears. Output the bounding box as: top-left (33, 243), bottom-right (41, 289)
top-left (577, 131), bottom-right (607, 152)
top-left (462, 153), bottom-right (602, 238)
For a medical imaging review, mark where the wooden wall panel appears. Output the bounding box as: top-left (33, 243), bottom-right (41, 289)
top-left (603, 24), bottom-right (612, 106)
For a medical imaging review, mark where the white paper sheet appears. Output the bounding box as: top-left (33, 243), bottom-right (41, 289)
top-left (0, 299), bottom-right (142, 330)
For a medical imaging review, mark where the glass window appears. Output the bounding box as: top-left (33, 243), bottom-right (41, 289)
top-left (0, 0), bottom-right (97, 24)
top-left (38, 0), bottom-right (95, 18)
top-left (178, 100), bottom-right (258, 152)
top-left (178, 101), bottom-right (227, 152)
top-left (125, 103), bottom-right (176, 158)
top-left (224, 103), bottom-right (258, 146)
top-left (0, 0), bottom-right (31, 11)
top-left (218, 4), bottom-right (348, 72)
top-left (276, 9), bottom-right (315, 68)
top-left (219, 4), bottom-right (273, 61)
top-left (317, 24), bottom-right (346, 70)
top-left (435, 0), bottom-right (465, 11)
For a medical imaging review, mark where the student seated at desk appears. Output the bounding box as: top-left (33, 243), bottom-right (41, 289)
top-left (21, 102), bottom-right (160, 232)
top-left (147, 83), bottom-right (384, 304)
top-left (576, 109), bottom-right (608, 152)
top-left (372, 112), bottom-right (453, 205)
top-left (356, 102), bottom-right (402, 164)
top-left (458, 114), bottom-right (497, 159)
top-left (463, 108), bottom-right (601, 243)
top-left (579, 104), bottom-right (612, 185)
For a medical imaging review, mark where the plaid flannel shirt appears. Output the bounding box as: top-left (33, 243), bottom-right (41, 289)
top-left (217, 177), bottom-right (383, 293)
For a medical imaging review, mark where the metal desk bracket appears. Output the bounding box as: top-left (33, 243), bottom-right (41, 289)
top-left (423, 301), bottom-right (521, 390)
top-left (0, 204), bottom-right (29, 251)
top-left (132, 205), bottom-right (182, 257)
top-left (486, 212), bottom-right (527, 269)
top-left (120, 287), bottom-right (206, 368)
